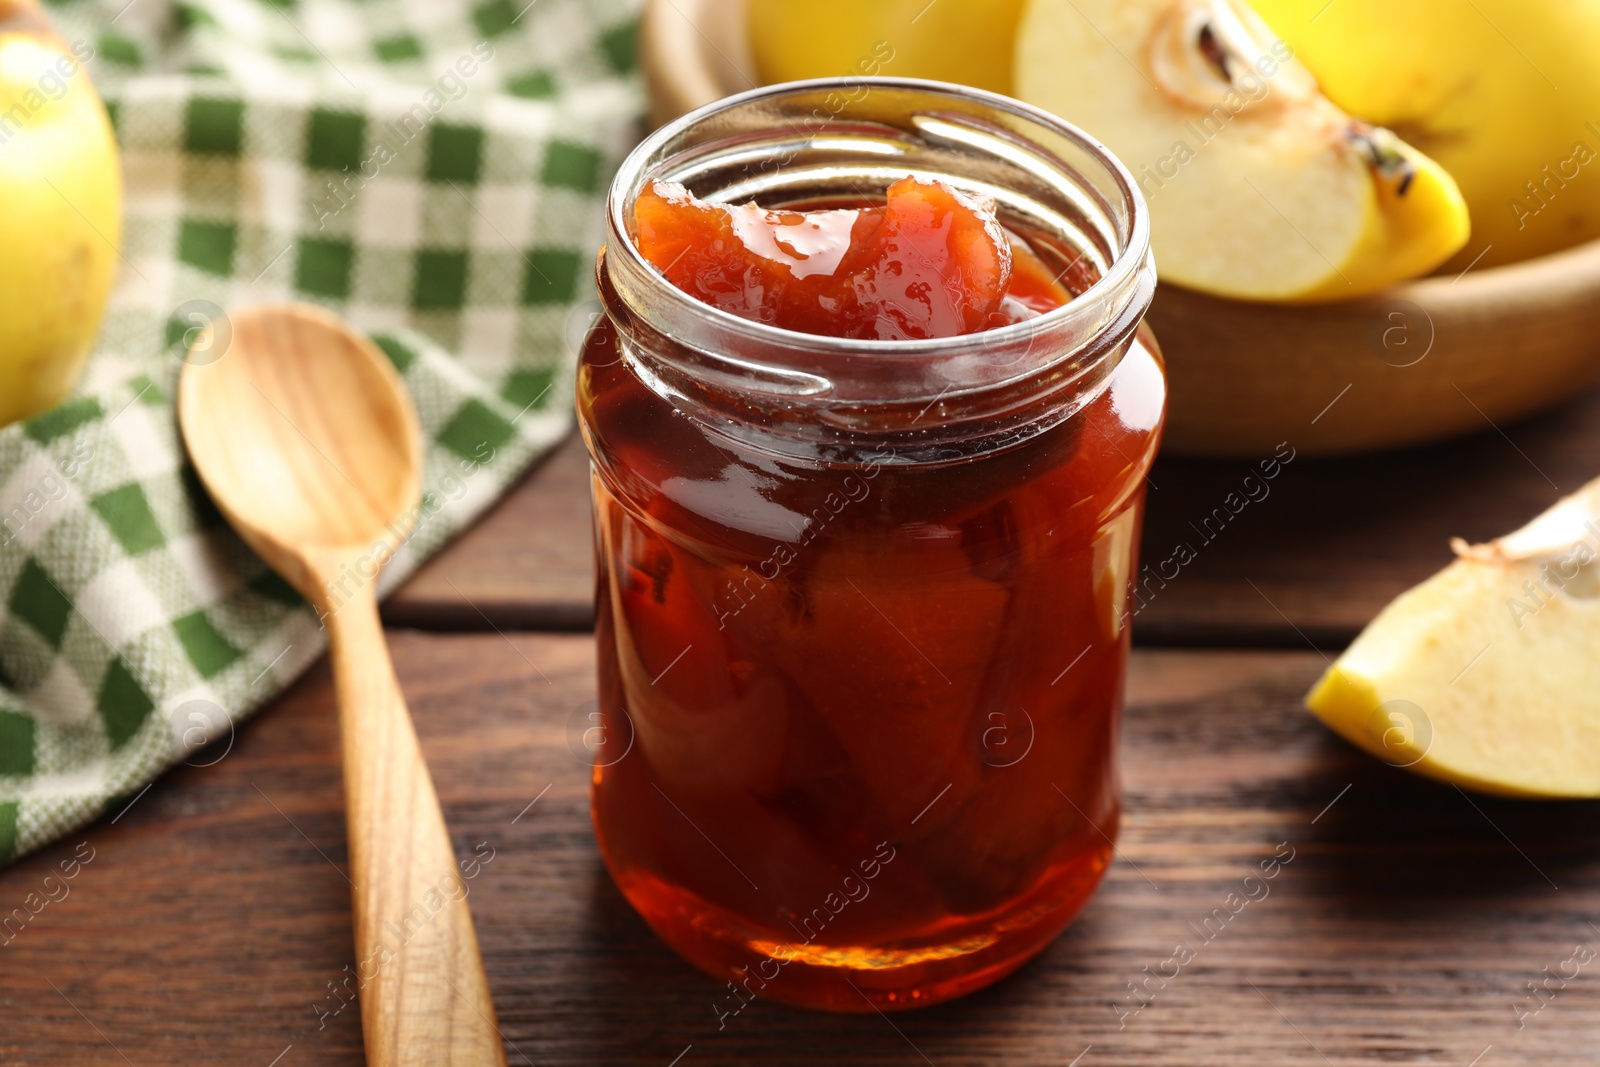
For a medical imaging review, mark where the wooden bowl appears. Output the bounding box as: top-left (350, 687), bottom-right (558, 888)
top-left (639, 0), bottom-right (1600, 457)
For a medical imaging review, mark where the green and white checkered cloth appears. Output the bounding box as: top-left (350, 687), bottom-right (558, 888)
top-left (0, 0), bottom-right (643, 864)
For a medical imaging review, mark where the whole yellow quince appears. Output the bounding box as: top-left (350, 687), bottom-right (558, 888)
top-left (0, 0), bottom-right (121, 428)
top-left (1250, 0), bottom-right (1600, 270)
top-left (748, 0), bottom-right (1028, 95)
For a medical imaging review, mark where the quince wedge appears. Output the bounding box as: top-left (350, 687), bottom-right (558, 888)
top-left (1307, 477), bottom-right (1600, 798)
top-left (1014, 0), bottom-right (1469, 302)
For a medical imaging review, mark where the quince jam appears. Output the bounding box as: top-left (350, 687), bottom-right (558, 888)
top-left (634, 176), bottom-right (1075, 337)
top-left (578, 175), bottom-right (1164, 1013)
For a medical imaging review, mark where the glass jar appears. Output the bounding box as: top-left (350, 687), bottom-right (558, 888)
top-left (577, 79), bottom-right (1162, 1013)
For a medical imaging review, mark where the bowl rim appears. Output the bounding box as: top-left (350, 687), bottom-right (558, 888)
top-left (1385, 232), bottom-right (1600, 309)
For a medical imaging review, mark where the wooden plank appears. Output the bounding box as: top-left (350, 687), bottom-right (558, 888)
top-left (4, 634), bottom-right (1595, 1065)
top-left (388, 386), bottom-right (1600, 647)
top-left (386, 432), bottom-right (596, 631)
top-left (1134, 383), bottom-right (1600, 648)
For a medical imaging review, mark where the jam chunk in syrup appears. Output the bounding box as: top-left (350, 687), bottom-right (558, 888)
top-left (633, 176), bottom-right (1072, 338)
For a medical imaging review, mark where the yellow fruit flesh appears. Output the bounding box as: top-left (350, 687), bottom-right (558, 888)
top-left (0, 33), bottom-right (121, 428)
top-left (1293, 140), bottom-right (1470, 301)
top-left (748, 0), bottom-right (1027, 95)
top-left (1250, 0), bottom-right (1600, 270)
top-left (1307, 480), bottom-right (1600, 798)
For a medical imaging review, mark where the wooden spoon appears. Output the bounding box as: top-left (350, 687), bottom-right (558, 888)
top-left (178, 303), bottom-right (507, 1067)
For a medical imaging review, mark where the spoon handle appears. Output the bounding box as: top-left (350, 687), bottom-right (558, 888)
top-left (323, 585), bottom-right (508, 1067)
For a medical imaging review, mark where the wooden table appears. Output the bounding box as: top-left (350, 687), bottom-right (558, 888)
top-left (7, 386), bottom-right (1600, 1065)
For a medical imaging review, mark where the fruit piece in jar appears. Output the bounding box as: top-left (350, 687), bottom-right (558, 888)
top-left (632, 176), bottom-right (1072, 339)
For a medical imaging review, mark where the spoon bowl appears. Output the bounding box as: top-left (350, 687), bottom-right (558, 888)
top-left (179, 303), bottom-right (507, 1067)
top-left (179, 304), bottom-right (422, 597)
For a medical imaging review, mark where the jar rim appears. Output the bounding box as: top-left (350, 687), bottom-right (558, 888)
top-left (605, 77), bottom-right (1152, 366)
top-left (598, 77), bottom-right (1157, 459)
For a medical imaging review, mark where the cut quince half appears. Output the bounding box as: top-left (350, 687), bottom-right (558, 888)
top-left (1307, 477), bottom-right (1600, 797)
top-left (1014, 0), bottom-right (1470, 302)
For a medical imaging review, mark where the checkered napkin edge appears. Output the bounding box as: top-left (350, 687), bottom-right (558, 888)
top-left (0, 0), bottom-right (643, 865)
